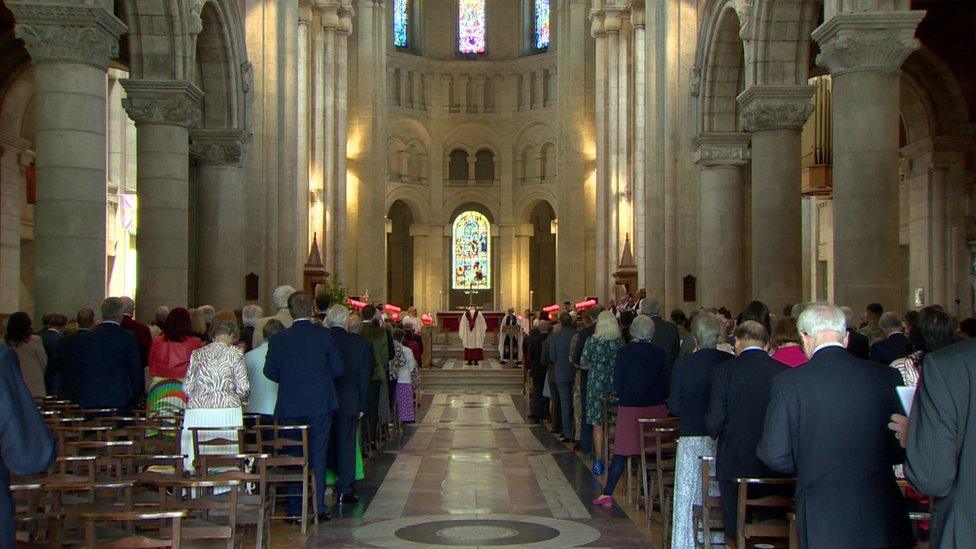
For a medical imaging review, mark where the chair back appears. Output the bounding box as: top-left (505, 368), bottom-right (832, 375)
top-left (734, 477), bottom-right (795, 549)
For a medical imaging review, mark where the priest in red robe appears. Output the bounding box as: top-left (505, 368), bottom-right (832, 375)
top-left (459, 306), bottom-right (488, 365)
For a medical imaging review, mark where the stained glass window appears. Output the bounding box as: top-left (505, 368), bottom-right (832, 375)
top-left (533, 0), bottom-right (550, 50)
top-left (393, 0), bottom-right (409, 48)
top-left (458, 0), bottom-right (486, 55)
top-left (452, 211), bottom-right (491, 289)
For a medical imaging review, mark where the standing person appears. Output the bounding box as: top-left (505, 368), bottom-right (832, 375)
top-left (120, 296), bottom-right (152, 369)
top-left (572, 306), bottom-right (602, 460)
top-left (3, 312), bottom-right (47, 398)
top-left (53, 309), bottom-right (95, 402)
top-left (859, 302), bottom-right (886, 345)
top-left (189, 308), bottom-right (210, 343)
top-left (39, 312), bottom-right (66, 394)
top-left (759, 303), bottom-right (912, 549)
top-left (527, 322), bottom-right (550, 422)
top-left (393, 329), bottom-right (418, 423)
top-left (669, 312), bottom-right (729, 549)
top-left (459, 306), bottom-right (487, 365)
top-left (325, 308), bottom-right (372, 504)
top-left (548, 313), bottom-right (577, 442)
top-left (75, 298), bottom-right (143, 415)
top-left (360, 304), bottom-right (390, 449)
top-left (890, 306), bottom-right (956, 387)
top-left (146, 308), bottom-right (204, 421)
top-left (240, 304), bottom-right (263, 354)
top-left (769, 316), bottom-right (807, 367)
top-left (499, 308), bottom-right (521, 365)
top-left (582, 310), bottom-right (626, 476)
top-left (150, 306), bottom-right (170, 338)
top-left (252, 285), bottom-right (296, 348)
top-left (889, 336), bottom-right (976, 547)
top-left (706, 320), bottom-right (787, 543)
top-left (264, 291), bottom-right (344, 521)
top-left (244, 320), bottom-right (284, 418)
top-left (841, 305), bottom-right (871, 359)
top-left (639, 297), bottom-right (680, 371)
top-left (593, 316), bottom-right (669, 507)
top-left (182, 320), bottom-right (249, 472)
top-left (401, 306), bottom-right (422, 333)
top-left (870, 311), bottom-right (911, 365)
top-left (0, 346), bottom-right (56, 547)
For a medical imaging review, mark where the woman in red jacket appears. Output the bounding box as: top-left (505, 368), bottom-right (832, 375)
top-left (147, 308), bottom-right (204, 420)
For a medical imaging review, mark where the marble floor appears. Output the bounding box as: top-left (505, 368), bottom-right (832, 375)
top-left (287, 390), bottom-right (655, 548)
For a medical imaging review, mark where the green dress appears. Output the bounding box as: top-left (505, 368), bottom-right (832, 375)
top-left (582, 336), bottom-right (624, 426)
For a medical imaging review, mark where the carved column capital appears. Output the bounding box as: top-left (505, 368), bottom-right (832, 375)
top-left (315, 0), bottom-right (340, 29)
top-left (695, 133), bottom-right (752, 168)
top-left (812, 11), bottom-right (925, 76)
top-left (602, 7), bottom-right (626, 34)
top-left (120, 80), bottom-right (204, 128)
top-left (589, 11), bottom-right (606, 39)
top-left (8, 2), bottom-right (126, 70)
top-left (189, 129), bottom-right (250, 167)
top-left (737, 85), bottom-right (815, 132)
top-left (337, 5), bottom-right (355, 36)
top-left (629, 1), bottom-right (645, 28)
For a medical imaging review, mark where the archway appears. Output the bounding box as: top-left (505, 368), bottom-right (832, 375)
top-left (529, 201), bottom-right (556, 309)
top-left (387, 200), bottom-right (415, 308)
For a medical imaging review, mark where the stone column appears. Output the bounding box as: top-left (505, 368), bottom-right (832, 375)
top-left (409, 223), bottom-right (429, 311)
top-left (121, 80), bottom-right (202, 318)
top-left (813, 11), bottom-right (924, 311)
top-left (190, 129), bottom-right (249, 310)
top-left (695, 133), bottom-right (751, 311)
top-left (334, 4), bottom-right (352, 280)
top-left (590, 11), bottom-right (609, 301)
top-left (298, 6), bottom-right (313, 251)
top-left (8, 2), bottom-right (125, 316)
top-left (630, 1), bottom-right (646, 282)
top-left (738, 85), bottom-right (814, 312)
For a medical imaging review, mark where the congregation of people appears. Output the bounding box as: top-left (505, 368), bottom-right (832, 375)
top-left (518, 293), bottom-right (975, 548)
top-left (0, 284), bottom-right (426, 539)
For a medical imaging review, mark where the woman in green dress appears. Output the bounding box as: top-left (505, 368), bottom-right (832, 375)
top-left (581, 310), bottom-right (625, 476)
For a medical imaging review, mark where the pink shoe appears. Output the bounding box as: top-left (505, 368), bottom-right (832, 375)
top-left (592, 495), bottom-right (613, 507)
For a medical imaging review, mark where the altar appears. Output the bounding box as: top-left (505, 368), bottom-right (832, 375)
top-left (436, 311), bottom-right (506, 332)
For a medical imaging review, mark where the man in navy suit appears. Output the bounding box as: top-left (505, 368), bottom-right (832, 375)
top-left (870, 312), bottom-right (911, 365)
top-left (74, 298), bottom-right (143, 415)
top-left (1, 346), bottom-right (56, 547)
top-left (759, 303), bottom-right (912, 548)
top-left (706, 320), bottom-right (787, 542)
top-left (264, 291), bottom-right (345, 520)
top-left (324, 305), bottom-right (373, 504)
top-left (39, 312), bottom-right (66, 394)
top-left (841, 306), bottom-right (870, 359)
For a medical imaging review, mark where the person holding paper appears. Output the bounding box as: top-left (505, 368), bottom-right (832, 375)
top-left (889, 336), bottom-right (976, 547)
top-left (890, 306), bottom-right (957, 388)
top-left (758, 303), bottom-right (912, 549)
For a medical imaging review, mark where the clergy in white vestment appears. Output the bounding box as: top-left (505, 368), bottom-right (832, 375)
top-left (402, 307), bottom-right (422, 332)
top-left (498, 308), bottom-right (521, 365)
top-left (459, 307), bottom-right (488, 365)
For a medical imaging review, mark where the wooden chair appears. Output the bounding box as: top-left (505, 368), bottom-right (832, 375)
top-left (43, 480), bottom-right (136, 545)
top-left (650, 422), bottom-right (679, 548)
top-left (156, 477), bottom-right (241, 548)
top-left (82, 509), bottom-right (187, 548)
top-left (189, 426), bottom-right (244, 474)
top-left (691, 456), bottom-right (723, 549)
top-left (254, 424), bottom-right (318, 534)
top-left (600, 396), bottom-right (619, 467)
top-left (734, 477), bottom-right (795, 549)
top-left (197, 452), bottom-right (272, 548)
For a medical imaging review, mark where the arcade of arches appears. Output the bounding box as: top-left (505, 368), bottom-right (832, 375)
top-left (0, 0), bottom-right (973, 324)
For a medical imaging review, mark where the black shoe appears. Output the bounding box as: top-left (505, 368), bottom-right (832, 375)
top-left (317, 511), bottom-right (331, 521)
top-left (338, 493), bottom-right (360, 504)
top-left (560, 437), bottom-right (573, 443)
top-left (284, 516), bottom-right (302, 525)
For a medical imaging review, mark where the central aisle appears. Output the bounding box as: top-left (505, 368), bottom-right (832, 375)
top-left (303, 385), bottom-right (653, 548)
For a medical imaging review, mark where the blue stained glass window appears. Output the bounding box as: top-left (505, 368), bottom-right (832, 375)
top-left (534, 0), bottom-right (550, 50)
top-left (452, 211), bottom-right (491, 289)
top-left (458, 0), bottom-right (486, 55)
top-left (393, 0), bottom-right (409, 48)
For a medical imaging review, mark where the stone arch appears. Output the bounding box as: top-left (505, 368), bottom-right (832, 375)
top-left (193, 0), bottom-right (247, 130)
top-left (520, 144), bottom-right (537, 180)
top-left (448, 148), bottom-right (469, 181)
top-left (539, 142), bottom-right (555, 180)
top-left (698, 1), bottom-right (746, 132)
top-left (0, 66), bottom-right (35, 143)
top-left (446, 193), bottom-right (500, 223)
top-left (740, 0), bottom-right (822, 87)
top-left (387, 199), bottom-right (415, 307)
top-left (406, 141), bottom-right (427, 180)
top-left (516, 190), bottom-right (559, 222)
top-left (386, 185), bottom-right (429, 224)
top-left (388, 137), bottom-right (407, 178)
top-left (899, 47), bottom-right (970, 145)
top-left (474, 149), bottom-right (495, 181)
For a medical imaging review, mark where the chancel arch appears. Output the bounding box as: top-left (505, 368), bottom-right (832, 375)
top-left (528, 200), bottom-right (556, 309)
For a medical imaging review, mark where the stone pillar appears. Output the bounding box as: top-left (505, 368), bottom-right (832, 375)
top-left (298, 6), bottom-right (313, 252)
top-left (813, 11), bottom-right (924, 311)
top-left (317, 3), bottom-right (337, 272)
top-left (630, 1), bottom-right (646, 283)
top-left (590, 12), bottom-right (609, 301)
top-left (190, 129), bottom-right (249, 310)
top-left (738, 85), bottom-right (814, 312)
top-left (8, 2), bottom-right (125, 317)
top-left (474, 74), bottom-right (486, 114)
top-left (467, 155), bottom-right (477, 182)
top-left (695, 133), bottom-right (751, 311)
top-left (458, 74), bottom-right (469, 113)
top-left (334, 4), bottom-right (352, 280)
top-left (409, 223), bottom-right (429, 311)
top-left (121, 80), bottom-right (202, 318)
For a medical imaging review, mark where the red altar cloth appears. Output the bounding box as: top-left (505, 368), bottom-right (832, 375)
top-left (436, 311), bottom-right (505, 332)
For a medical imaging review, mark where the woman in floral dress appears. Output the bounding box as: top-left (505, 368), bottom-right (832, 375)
top-left (581, 310), bottom-right (625, 476)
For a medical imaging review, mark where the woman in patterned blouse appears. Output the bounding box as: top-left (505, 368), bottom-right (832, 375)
top-left (181, 320), bottom-right (250, 472)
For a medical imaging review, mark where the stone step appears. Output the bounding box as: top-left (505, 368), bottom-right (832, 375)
top-left (420, 369), bottom-right (525, 394)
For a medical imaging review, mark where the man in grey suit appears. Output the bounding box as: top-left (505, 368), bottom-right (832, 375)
top-left (547, 313), bottom-right (577, 442)
top-left (890, 337), bottom-right (976, 547)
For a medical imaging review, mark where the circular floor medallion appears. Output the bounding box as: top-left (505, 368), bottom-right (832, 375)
top-left (353, 514), bottom-right (601, 548)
